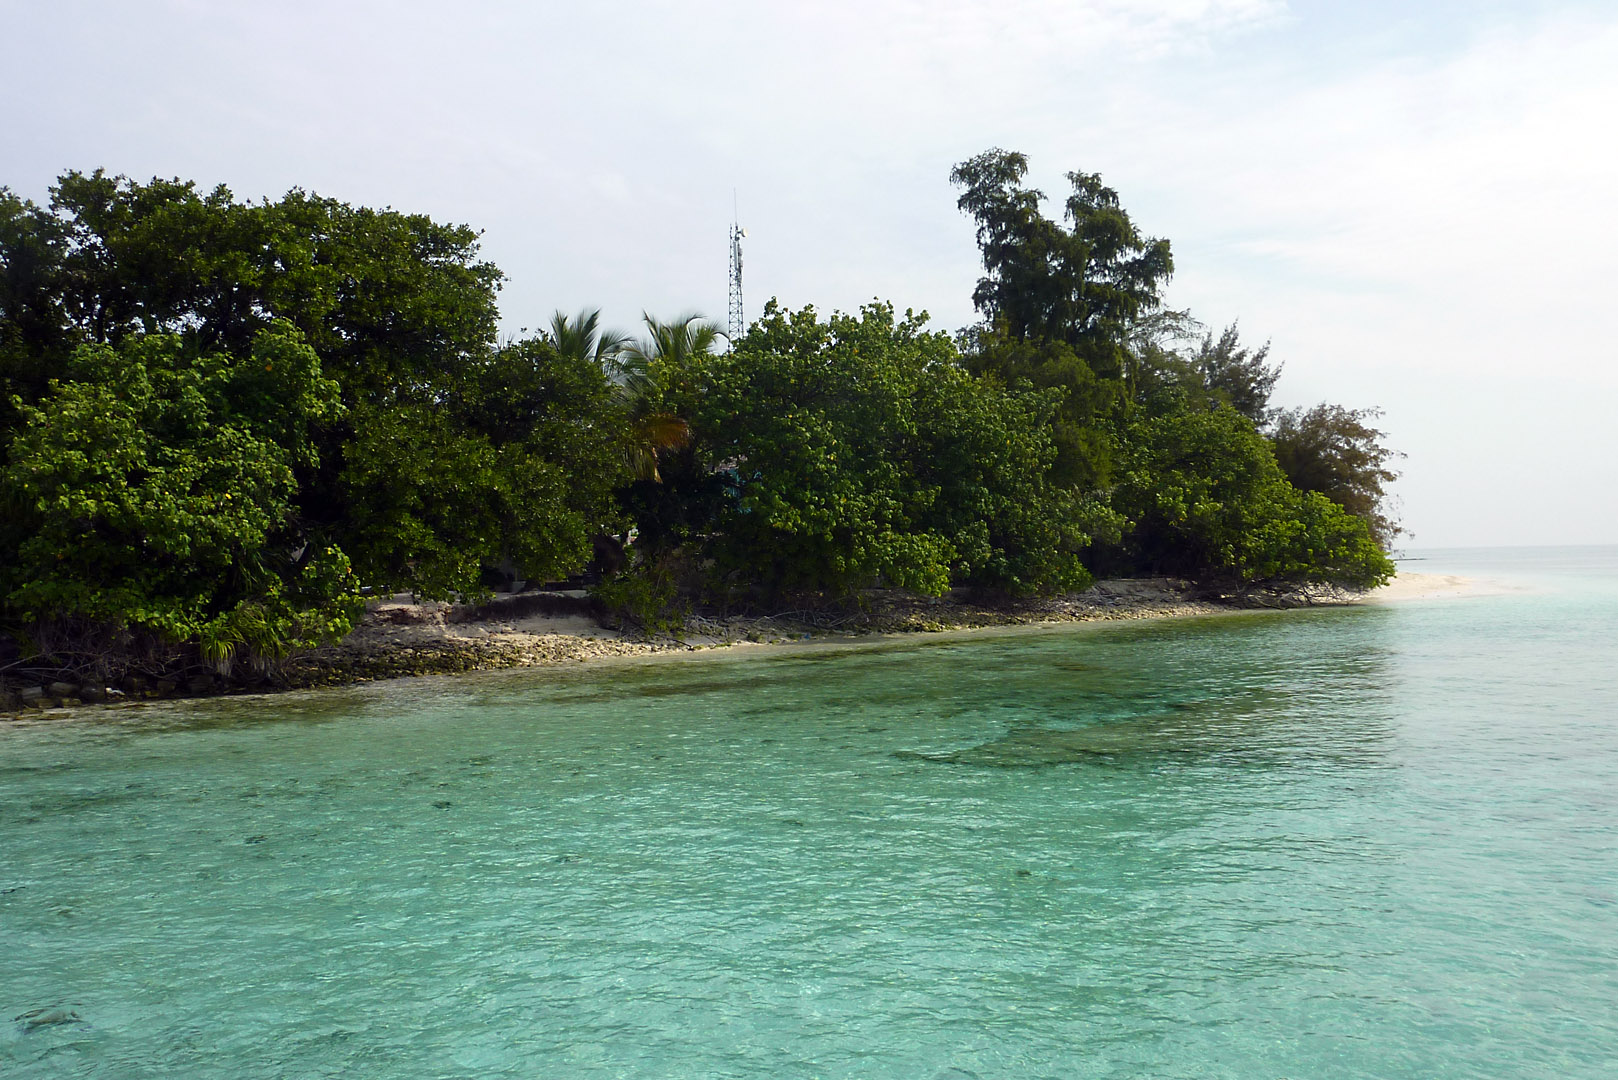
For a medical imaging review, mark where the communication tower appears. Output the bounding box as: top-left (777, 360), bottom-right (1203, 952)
top-left (728, 200), bottom-right (745, 341)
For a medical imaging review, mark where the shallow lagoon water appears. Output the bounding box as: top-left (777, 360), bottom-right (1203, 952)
top-left (3, 547), bottom-right (1617, 1078)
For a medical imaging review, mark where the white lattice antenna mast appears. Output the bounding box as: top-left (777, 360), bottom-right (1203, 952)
top-left (728, 193), bottom-right (745, 340)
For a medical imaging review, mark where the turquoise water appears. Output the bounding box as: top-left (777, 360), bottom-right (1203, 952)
top-left (3, 547), bottom-right (1617, 1078)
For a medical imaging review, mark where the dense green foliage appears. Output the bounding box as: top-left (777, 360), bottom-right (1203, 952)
top-left (1193, 323), bottom-right (1280, 425)
top-left (1270, 404), bottom-right (1402, 549)
top-left (0, 173), bottom-right (629, 669)
top-left (0, 325), bottom-right (359, 667)
top-left (1, 155), bottom-right (1399, 677)
top-left (651, 301), bottom-right (1093, 600)
top-left (335, 336), bottom-right (629, 598)
top-left (951, 149), bottom-right (1172, 376)
top-left (950, 149), bottom-right (1176, 491)
top-left (1113, 408), bottom-right (1390, 589)
top-left (948, 151), bottom-right (1394, 590)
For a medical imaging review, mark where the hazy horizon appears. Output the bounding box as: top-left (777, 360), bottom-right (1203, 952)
top-left (5, 0), bottom-right (1615, 548)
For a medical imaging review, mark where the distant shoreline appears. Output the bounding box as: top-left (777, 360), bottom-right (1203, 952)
top-left (1, 573), bottom-right (1464, 720)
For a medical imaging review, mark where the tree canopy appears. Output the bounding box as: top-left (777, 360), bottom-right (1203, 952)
top-left (1112, 407), bottom-right (1390, 589)
top-left (657, 301), bottom-right (1093, 601)
top-left (0, 172), bottom-right (631, 670)
top-left (1, 156), bottom-right (1399, 682)
top-left (951, 148), bottom-right (1173, 378)
top-left (948, 151), bottom-right (1394, 589)
top-left (0, 324), bottom-right (358, 672)
top-left (1270, 404), bottom-right (1402, 549)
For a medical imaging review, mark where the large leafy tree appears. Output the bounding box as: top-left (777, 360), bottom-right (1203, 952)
top-left (28, 171), bottom-right (503, 400)
top-left (659, 301), bottom-right (1092, 600)
top-left (950, 150), bottom-right (1175, 490)
top-left (0, 324), bottom-right (360, 669)
top-left (1269, 404), bottom-right (1402, 550)
top-left (0, 173), bottom-right (513, 579)
top-left (336, 334), bottom-right (631, 596)
top-left (1111, 407), bottom-right (1392, 589)
top-left (0, 172), bottom-right (627, 605)
top-left (951, 149), bottom-right (1173, 377)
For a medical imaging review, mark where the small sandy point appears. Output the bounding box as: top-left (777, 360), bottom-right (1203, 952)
top-left (1367, 569), bottom-right (1513, 603)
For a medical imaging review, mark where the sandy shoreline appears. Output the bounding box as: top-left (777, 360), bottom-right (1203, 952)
top-left (1365, 569), bottom-right (1501, 603)
top-left (1, 571), bottom-right (1474, 719)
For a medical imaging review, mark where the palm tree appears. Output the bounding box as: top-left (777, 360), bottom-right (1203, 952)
top-left (548, 308), bottom-right (632, 370)
top-left (548, 309), bottom-right (719, 483)
top-left (625, 312), bottom-right (726, 370)
top-left (614, 313), bottom-right (725, 482)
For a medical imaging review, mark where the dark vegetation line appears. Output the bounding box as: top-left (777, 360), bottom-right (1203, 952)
top-left (0, 150), bottom-right (1397, 692)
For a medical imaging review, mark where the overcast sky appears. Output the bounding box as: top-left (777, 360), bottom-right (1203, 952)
top-left (5, 0), bottom-right (1615, 548)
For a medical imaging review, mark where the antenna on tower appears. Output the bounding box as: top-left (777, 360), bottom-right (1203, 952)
top-left (728, 191), bottom-right (745, 341)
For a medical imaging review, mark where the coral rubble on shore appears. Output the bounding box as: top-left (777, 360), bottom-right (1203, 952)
top-left (1, 578), bottom-right (1370, 718)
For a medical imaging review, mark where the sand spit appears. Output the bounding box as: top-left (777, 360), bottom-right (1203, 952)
top-left (1366, 570), bottom-right (1494, 603)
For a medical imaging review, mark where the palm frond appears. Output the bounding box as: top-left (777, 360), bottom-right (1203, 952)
top-left (629, 312), bottom-right (727, 364)
top-left (550, 308), bottom-right (630, 371)
top-left (634, 412), bottom-right (691, 453)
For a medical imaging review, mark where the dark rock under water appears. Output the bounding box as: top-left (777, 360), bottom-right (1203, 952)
top-left (15, 1007), bottom-right (81, 1029)
top-left (896, 705), bottom-right (1230, 768)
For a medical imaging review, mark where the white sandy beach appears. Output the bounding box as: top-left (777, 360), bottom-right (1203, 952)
top-left (1369, 569), bottom-right (1505, 603)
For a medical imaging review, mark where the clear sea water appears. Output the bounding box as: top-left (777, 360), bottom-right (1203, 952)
top-left (3, 546), bottom-right (1616, 1079)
